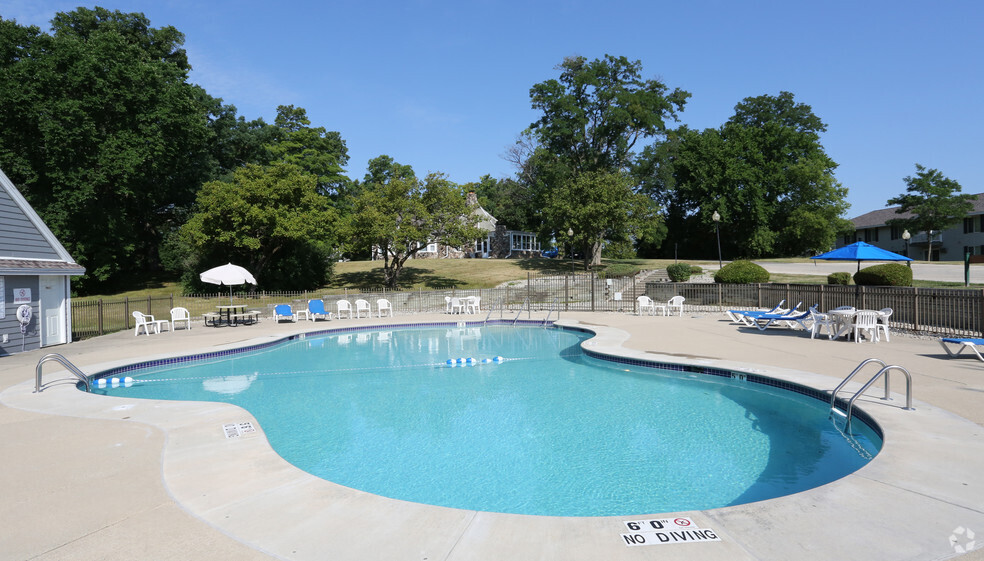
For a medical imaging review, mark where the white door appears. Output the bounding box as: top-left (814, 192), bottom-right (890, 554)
top-left (39, 276), bottom-right (66, 346)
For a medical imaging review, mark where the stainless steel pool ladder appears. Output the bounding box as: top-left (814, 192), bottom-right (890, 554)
top-left (830, 358), bottom-right (913, 430)
top-left (35, 353), bottom-right (91, 393)
top-left (543, 297), bottom-right (559, 326)
top-left (484, 298), bottom-right (503, 324)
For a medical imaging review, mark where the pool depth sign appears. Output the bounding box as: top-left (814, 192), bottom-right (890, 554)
top-left (621, 517), bottom-right (721, 546)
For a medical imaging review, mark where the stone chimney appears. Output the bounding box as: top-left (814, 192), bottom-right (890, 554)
top-left (466, 191), bottom-right (478, 207)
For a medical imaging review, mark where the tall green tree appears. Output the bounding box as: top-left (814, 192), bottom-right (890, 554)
top-left (886, 164), bottom-right (973, 261)
top-left (0, 8), bottom-right (217, 292)
top-left (344, 159), bottom-right (483, 289)
top-left (543, 171), bottom-right (663, 268)
top-left (176, 163), bottom-right (338, 291)
top-left (524, 55), bottom-right (685, 264)
top-left (638, 92), bottom-right (849, 258)
top-left (466, 174), bottom-right (538, 232)
top-left (528, 54), bottom-right (690, 174)
top-left (267, 105), bottom-right (349, 196)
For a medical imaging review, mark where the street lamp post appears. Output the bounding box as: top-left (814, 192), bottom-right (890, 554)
top-left (712, 211), bottom-right (722, 269)
top-left (567, 228), bottom-right (574, 274)
top-left (902, 229), bottom-right (911, 267)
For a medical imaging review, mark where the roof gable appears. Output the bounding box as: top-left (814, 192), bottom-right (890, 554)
top-left (0, 167), bottom-right (85, 275)
top-left (851, 193), bottom-right (984, 228)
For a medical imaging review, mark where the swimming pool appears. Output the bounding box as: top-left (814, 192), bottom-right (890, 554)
top-left (91, 323), bottom-right (882, 517)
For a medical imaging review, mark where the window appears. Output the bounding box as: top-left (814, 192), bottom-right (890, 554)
top-left (864, 229), bottom-right (877, 242)
top-left (964, 246), bottom-right (975, 256)
top-left (510, 233), bottom-right (539, 251)
top-left (964, 217), bottom-right (976, 234)
top-left (890, 226), bottom-right (901, 240)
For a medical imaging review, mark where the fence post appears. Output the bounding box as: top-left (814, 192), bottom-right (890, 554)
top-left (98, 299), bottom-right (104, 335)
top-left (913, 287), bottom-right (920, 332)
top-left (125, 296), bottom-right (130, 329)
top-left (565, 274), bottom-right (569, 311)
top-left (527, 273), bottom-right (532, 311)
top-left (590, 270), bottom-right (596, 312)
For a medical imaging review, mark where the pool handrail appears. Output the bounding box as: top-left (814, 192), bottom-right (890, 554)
top-left (36, 353), bottom-right (90, 393)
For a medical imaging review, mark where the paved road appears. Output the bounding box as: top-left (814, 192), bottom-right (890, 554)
top-left (752, 261), bottom-right (983, 283)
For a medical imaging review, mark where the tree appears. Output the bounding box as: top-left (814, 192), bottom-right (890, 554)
top-left (176, 163), bottom-right (338, 290)
top-left (0, 9), bottom-right (217, 292)
top-left (344, 159), bottom-right (483, 289)
top-left (637, 92), bottom-right (849, 258)
top-left (267, 105), bottom-right (349, 196)
top-left (466, 174), bottom-right (538, 233)
top-left (542, 171), bottom-right (664, 268)
top-left (521, 55), bottom-right (685, 264)
top-left (886, 164), bottom-right (973, 261)
top-left (528, 54), bottom-right (690, 174)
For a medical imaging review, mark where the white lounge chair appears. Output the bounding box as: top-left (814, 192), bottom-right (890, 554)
top-left (354, 299), bottom-right (371, 318)
top-left (133, 311), bottom-right (167, 335)
top-left (170, 307), bottom-right (192, 331)
top-left (377, 298), bottom-right (393, 317)
top-left (336, 300), bottom-right (352, 319)
top-left (666, 296), bottom-right (685, 317)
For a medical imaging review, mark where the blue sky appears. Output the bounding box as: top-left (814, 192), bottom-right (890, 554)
top-left (3, 0), bottom-right (982, 217)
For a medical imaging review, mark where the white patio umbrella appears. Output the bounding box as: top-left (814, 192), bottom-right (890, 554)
top-left (199, 263), bottom-right (257, 303)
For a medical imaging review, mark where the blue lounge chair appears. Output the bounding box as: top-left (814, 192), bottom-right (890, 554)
top-left (726, 299), bottom-right (786, 324)
top-left (274, 304), bottom-right (296, 322)
top-left (749, 305), bottom-right (816, 331)
top-left (939, 338), bottom-right (984, 361)
top-left (307, 299), bottom-right (331, 321)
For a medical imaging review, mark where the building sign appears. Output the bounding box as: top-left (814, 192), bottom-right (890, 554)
top-left (13, 287), bottom-right (31, 304)
top-left (621, 517), bottom-right (721, 546)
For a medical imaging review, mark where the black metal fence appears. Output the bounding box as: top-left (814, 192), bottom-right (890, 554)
top-left (70, 272), bottom-right (984, 340)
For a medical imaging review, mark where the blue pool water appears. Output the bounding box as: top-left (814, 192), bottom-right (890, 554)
top-left (92, 324), bottom-right (881, 517)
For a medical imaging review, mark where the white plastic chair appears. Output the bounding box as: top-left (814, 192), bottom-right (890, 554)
top-left (133, 311), bottom-right (167, 336)
top-left (377, 298), bottom-right (393, 317)
top-left (666, 296), bottom-right (685, 317)
top-left (877, 308), bottom-right (893, 342)
top-left (444, 296), bottom-right (452, 313)
top-left (170, 307), bottom-right (192, 331)
top-left (336, 300), bottom-right (352, 319)
top-left (636, 295), bottom-right (655, 316)
top-left (466, 296), bottom-right (481, 314)
top-left (852, 310), bottom-right (880, 343)
top-left (449, 297), bottom-right (465, 314)
top-left (354, 299), bottom-right (371, 318)
top-left (809, 309), bottom-right (835, 340)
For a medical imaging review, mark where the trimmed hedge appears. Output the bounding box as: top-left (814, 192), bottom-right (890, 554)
top-left (689, 265), bottom-right (704, 275)
top-left (666, 263), bottom-right (693, 282)
top-left (853, 263), bottom-right (913, 287)
top-left (827, 272), bottom-right (852, 285)
top-left (714, 260), bottom-right (770, 284)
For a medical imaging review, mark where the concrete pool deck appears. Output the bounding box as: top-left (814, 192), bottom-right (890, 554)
top-left (2, 311), bottom-right (984, 560)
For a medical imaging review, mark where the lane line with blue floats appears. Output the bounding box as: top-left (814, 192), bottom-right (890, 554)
top-left (446, 356), bottom-right (504, 367)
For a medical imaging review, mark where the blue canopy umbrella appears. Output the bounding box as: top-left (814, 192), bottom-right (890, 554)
top-left (811, 241), bottom-right (913, 272)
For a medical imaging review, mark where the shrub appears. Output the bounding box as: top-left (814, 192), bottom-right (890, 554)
top-left (666, 263), bottom-right (693, 282)
top-left (689, 265), bottom-right (704, 276)
top-left (853, 263), bottom-right (913, 287)
top-left (595, 263), bottom-right (638, 278)
top-left (714, 260), bottom-right (770, 284)
top-left (827, 272), bottom-right (852, 285)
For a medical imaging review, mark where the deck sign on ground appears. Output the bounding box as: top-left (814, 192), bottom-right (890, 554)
top-left (621, 517), bottom-right (721, 546)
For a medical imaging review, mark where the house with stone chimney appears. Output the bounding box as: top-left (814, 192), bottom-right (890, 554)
top-left (375, 192), bottom-right (541, 260)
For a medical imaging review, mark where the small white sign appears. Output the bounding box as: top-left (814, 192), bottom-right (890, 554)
top-left (621, 517), bottom-right (721, 546)
top-left (13, 287), bottom-right (31, 304)
top-left (222, 421), bottom-right (257, 439)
